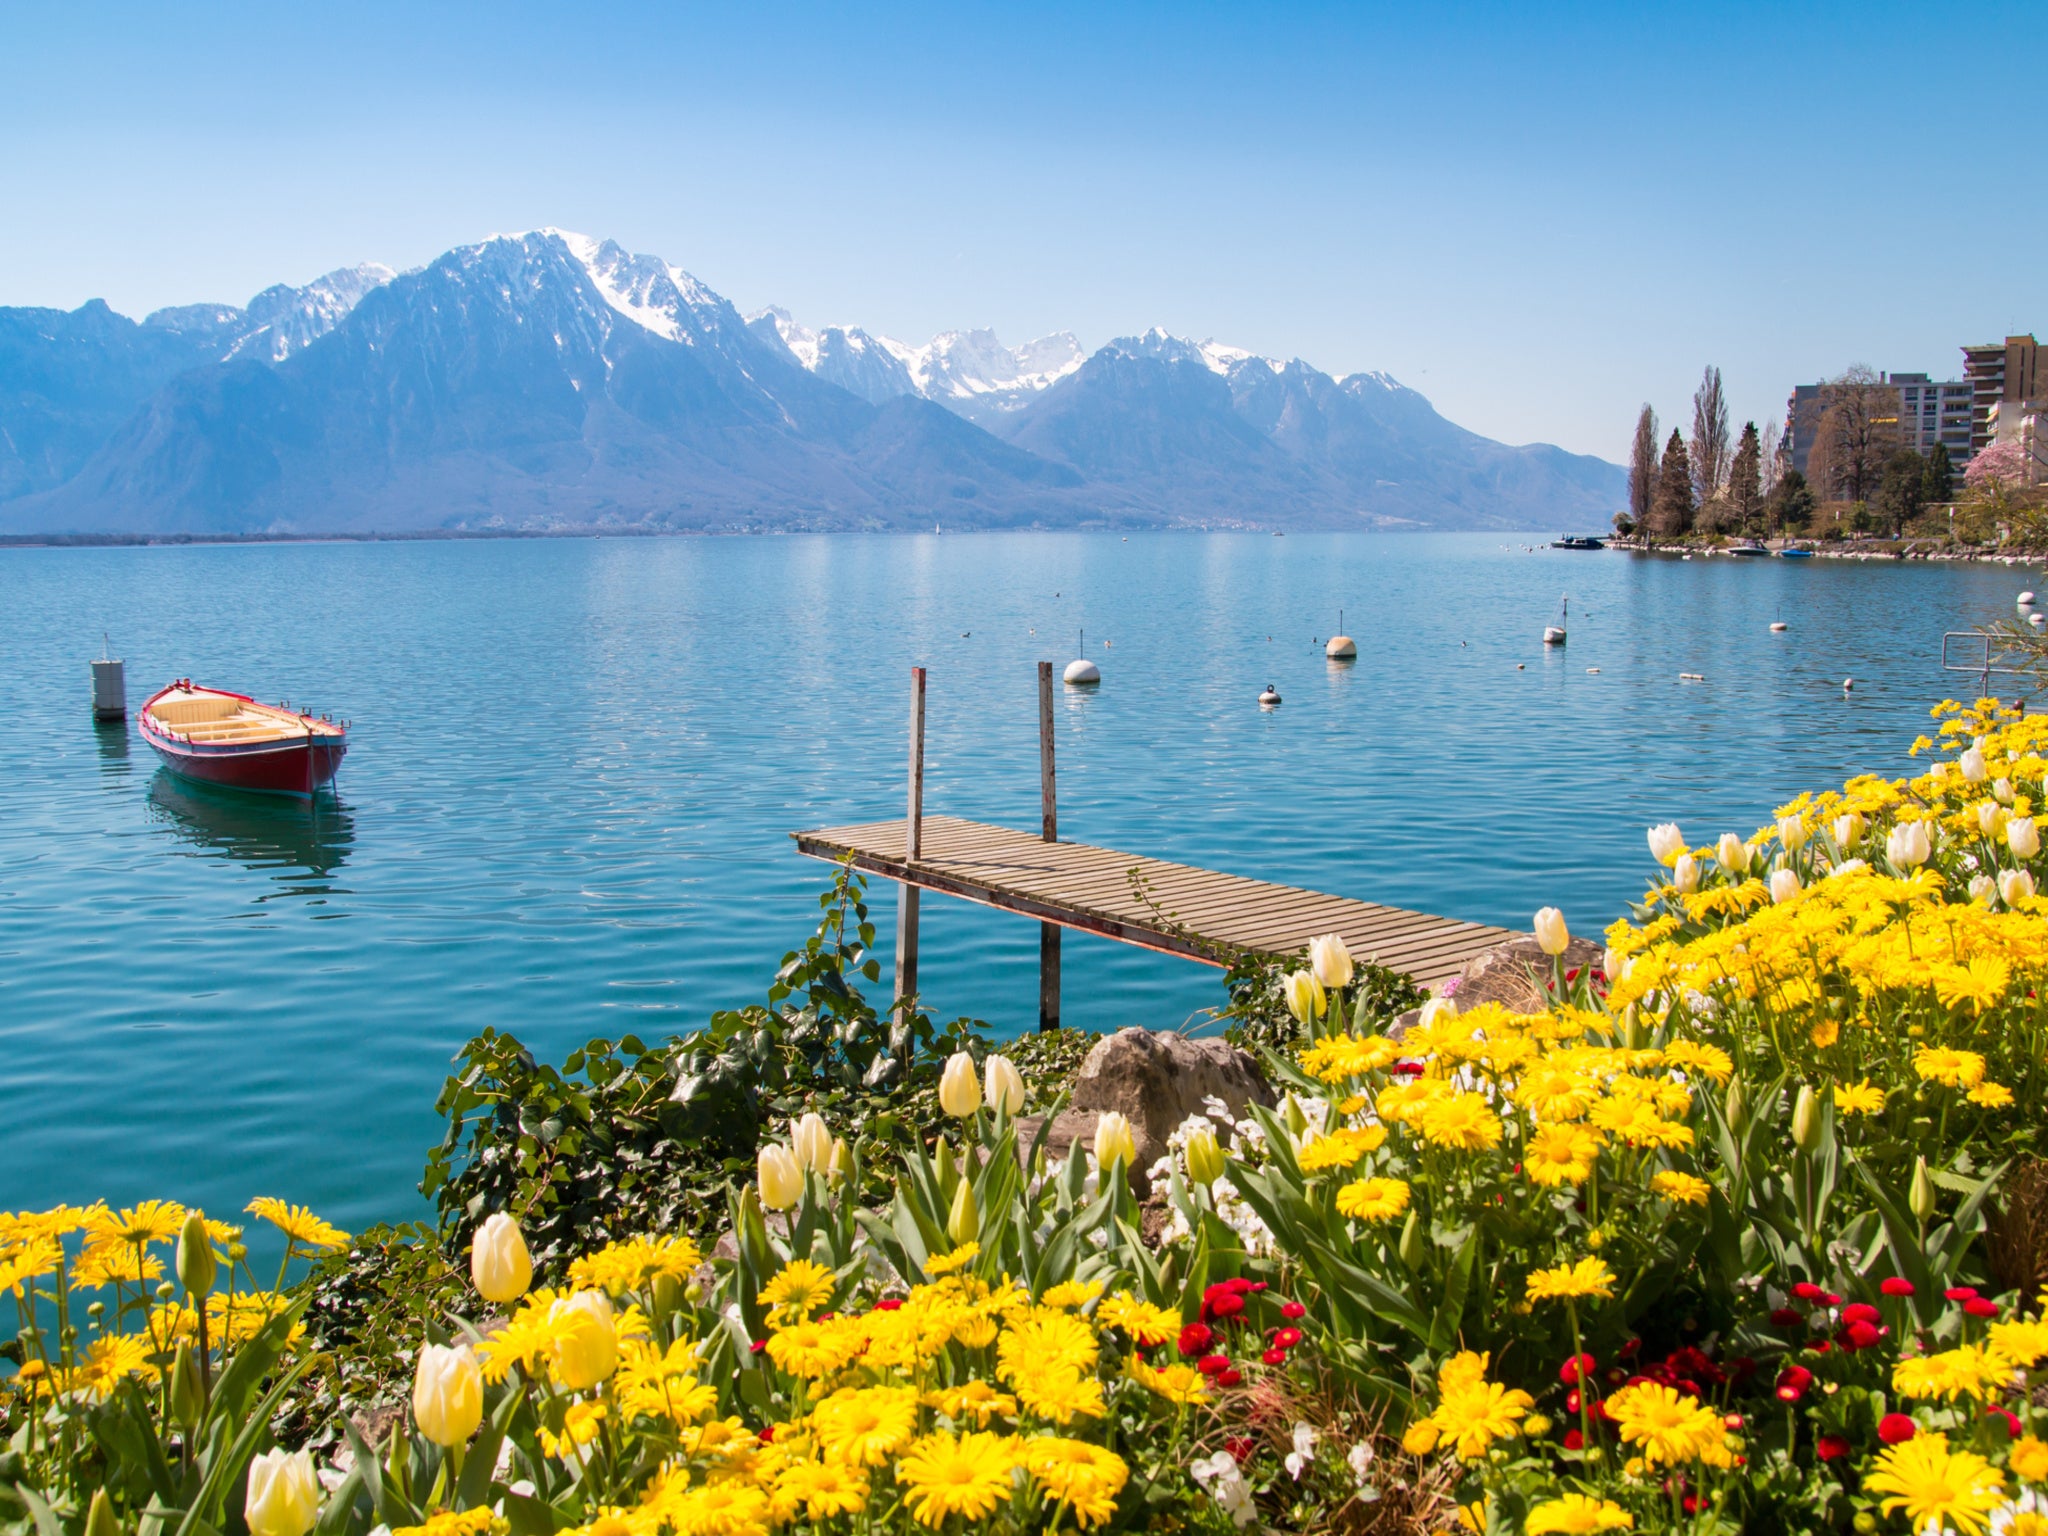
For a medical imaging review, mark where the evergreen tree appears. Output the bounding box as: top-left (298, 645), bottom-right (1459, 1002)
top-left (1654, 429), bottom-right (1695, 537)
top-left (1768, 470), bottom-right (1816, 534)
top-left (1728, 422), bottom-right (1763, 535)
top-left (1628, 405), bottom-right (1659, 532)
top-left (1876, 449), bottom-right (1928, 537)
top-left (1923, 442), bottom-right (1954, 504)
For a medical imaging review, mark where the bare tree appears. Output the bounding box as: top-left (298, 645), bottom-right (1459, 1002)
top-left (1808, 365), bottom-right (1902, 506)
top-left (1760, 418), bottom-right (1784, 497)
top-left (1628, 405), bottom-right (1659, 530)
top-left (1691, 366), bottom-right (1731, 506)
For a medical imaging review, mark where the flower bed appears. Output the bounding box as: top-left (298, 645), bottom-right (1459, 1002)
top-left (6, 700), bottom-right (2048, 1535)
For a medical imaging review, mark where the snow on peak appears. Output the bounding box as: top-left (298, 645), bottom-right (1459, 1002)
top-left (227, 262), bottom-right (397, 361)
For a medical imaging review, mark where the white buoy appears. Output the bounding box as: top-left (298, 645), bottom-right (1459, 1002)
top-left (2033, 613), bottom-right (2047, 629)
top-left (2021, 591), bottom-right (2037, 605)
top-left (1543, 594), bottom-right (1568, 645)
top-left (1064, 628), bottom-right (1100, 686)
top-left (1259, 684), bottom-right (1281, 707)
top-left (1586, 667), bottom-right (1600, 674)
top-left (1325, 607), bottom-right (1357, 659)
top-left (1679, 672), bottom-right (1705, 681)
top-left (1843, 677), bottom-right (1854, 691)
top-left (91, 650), bottom-right (126, 720)
top-left (1770, 622), bottom-right (1788, 632)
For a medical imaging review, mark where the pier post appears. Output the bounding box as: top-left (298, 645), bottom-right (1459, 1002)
top-left (1038, 661), bottom-right (1061, 1032)
top-left (894, 666), bottom-right (926, 1031)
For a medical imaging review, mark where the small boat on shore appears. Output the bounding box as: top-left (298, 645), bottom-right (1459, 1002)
top-left (140, 681), bottom-right (348, 798)
top-left (1779, 548), bottom-right (1815, 560)
top-left (1551, 535), bottom-right (1605, 550)
top-left (1728, 542), bottom-right (1770, 558)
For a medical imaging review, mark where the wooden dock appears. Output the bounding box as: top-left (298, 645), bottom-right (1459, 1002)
top-left (794, 813), bottom-right (1516, 992)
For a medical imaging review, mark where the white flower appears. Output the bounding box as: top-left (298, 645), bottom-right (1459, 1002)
top-left (1532, 906), bottom-right (1569, 956)
top-left (1672, 853), bottom-right (1700, 893)
top-left (1834, 811), bottom-right (1865, 848)
top-left (1308, 934), bottom-right (1354, 990)
top-left (1346, 1440), bottom-right (1377, 1487)
top-left (1190, 1452), bottom-right (1257, 1527)
top-left (1769, 869), bottom-right (1801, 904)
top-left (1995, 777), bottom-right (2016, 805)
top-left (984, 1054), bottom-right (1026, 1116)
top-left (2001, 869), bottom-right (2037, 906)
top-left (1887, 821), bottom-right (1931, 869)
top-left (1286, 1422), bottom-right (1320, 1480)
top-left (791, 1112), bottom-right (833, 1173)
top-left (938, 1051), bottom-right (982, 1118)
top-left (1979, 801), bottom-right (2006, 837)
top-left (1830, 858), bottom-right (1869, 878)
top-left (1646, 822), bottom-right (1686, 866)
top-left (2010, 817), bottom-right (2041, 861)
top-left (1777, 814), bottom-right (1807, 851)
top-left (1961, 745), bottom-right (1988, 782)
top-left (1715, 832), bottom-right (1750, 874)
top-left (1971, 873), bottom-right (1997, 904)
top-left (1414, 996), bottom-right (1457, 1031)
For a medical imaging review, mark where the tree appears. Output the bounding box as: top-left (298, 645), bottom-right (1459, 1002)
top-left (1808, 366), bottom-right (1901, 505)
top-left (1690, 365), bottom-right (1731, 506)
top-left (1923, 442), bottom-right (1954, 504)
top-left (1760, 419), bottom-right (1784, 497)
top-left (1966, 439), bottom-right (2027, 491)
top-left (1653, 429), bottom-right (1695, 537)
top-left (1768, 469), bottom-right (1816, 534)
top-left (1628, 406), bottom-right (1659, 532)
top-left (1876, 448), bottom-right (1927, 537)
top-left (1728, 422), bottom-right (1763, 535)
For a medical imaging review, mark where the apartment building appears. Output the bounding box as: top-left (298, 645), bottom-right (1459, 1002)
top-left (1964, 335), bottom-right (2042, 454)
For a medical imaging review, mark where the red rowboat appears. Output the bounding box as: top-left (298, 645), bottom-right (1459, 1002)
top-left (139, 680), bottom-right (348, 798)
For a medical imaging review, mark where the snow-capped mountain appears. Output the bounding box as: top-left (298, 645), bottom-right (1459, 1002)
top-left (0, 228), bottom-right (1623, 534)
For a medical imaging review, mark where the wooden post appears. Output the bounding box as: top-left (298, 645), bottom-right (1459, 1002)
top-left (894, 666), bottom-right (926, 1028)
top-left (1037, 661), bottom-right (1061, 1032)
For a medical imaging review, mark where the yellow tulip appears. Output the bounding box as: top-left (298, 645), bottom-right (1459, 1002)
top-left (244, 1449), bottom-right (320, 1536)
top-left (411, 1341), bottom-right (483, 1447)
top-left (1094, 1111), bottom-right (1137, 1171)
top-left (757, 1144), bottom-right (803, 1211)
top-left (938, 1051), bottom-right (983, 1118)
top-left (984, 1054), bottom-right (1026, 1116)
top-left (548, 1291), bottom-right (619, 1390)
top-left (470, 1213), bottom-right (532, 1305)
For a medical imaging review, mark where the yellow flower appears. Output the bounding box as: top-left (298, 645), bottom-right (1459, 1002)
top-left (1603, 1381), bottom-right (1729, 1467)
top-left (1835, 1080), bottom-right (1886, 1116)
top-left (1650, 1170), bottom-right (1711, 1206)
top-left (1525, 1493), bottom-right (1634, 1533)
top-left (997, 1308), bottom-right (1097, 1382)
top-left (1988, 1320), bottom-right (2048, 1368)
top-left (1661, 1041), bottom-right (1733, 1083)
top-left (1418, 1352), bottom-right (1534, 1459)
top-left (1864, 1431), bottom-right (2006, 1536)
top-left (244, 1199), bottom-right (349, 1252)
top-left (922, 1243), bottom-right (979, 1277)
top-left (1022, 1437), bottom-right (1129, 1529)
top-left (615, 1337), bottom-right (717, 1428)
top-left (1969, 1082), bottom-right (2016, 1109)
top-left (659, 1482), bottom-right (770, 1536)
top-left (1914, 1047), bottom-right (1988, 1089)
top-left (72, 1241), bottom-right (166, 1288)
top-left (925, 1380), bottom-right (1018, 1426)
top-left (1810, 1018), bottom-right (1841, 1049)
top-left (895, 1431), bottom-right (1018, 1528)
top-left (537, 1399), bottom-right (606, 1461)
top-left (2009, 1435), bottom-right (2048, 1483)
top-left (813, 1385), bottom-right (920, 1467)
top-left (390, 1511), bottom-right (499, 1536)
top-left (1094, 1292), bottom-right (1179, 1347)
top-left (1526, 1257), bottom-right (1616, 1304)
top-left (1414, 1095), bottom-right (1504, 1152)
top-left (568, 1235), bottom-right (702, 1296)
top-left (1334, 1177), bottom-right (1411, 1222)
top-left (765, 1318), bottom-right (859, 1380)
top-left (1011, 1366), bottom-right (1105, 1425)
top-left (773, 1461), bottom-right (869, 1521)
top-left (1127, 1356), bottom-right (1207, 1406)
top-left (88, 1201), bottom-right (188, 1246)
top-left (1523, 1125), bottom-right (1602, 1187)
top-left (758, 1259), bottom-right (836, 1323)
top-left (54, 1333), bottom-right (152, 1400)
top-left (1297, 1125), bottom-right (1388, 1172)
top-left (1038, 1278), bottom-right (1104, 1310)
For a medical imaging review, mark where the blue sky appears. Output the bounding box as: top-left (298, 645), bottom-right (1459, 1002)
top-left (3, 0), bottom-right (2041, 460)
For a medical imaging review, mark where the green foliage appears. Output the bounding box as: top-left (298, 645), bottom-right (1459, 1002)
top-left (1768, 468), bottom-right (1815, 533)
top-left (1877, 447), bottom-right (1928, 536)
top-left (1218, 951), bottom-right (1424, 1055)
top-left (1924, 441), bottom-right (1954, 504)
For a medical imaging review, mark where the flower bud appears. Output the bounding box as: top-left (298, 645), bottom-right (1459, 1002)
top-left (1909, 1157), bottom-right (1937, 1222)
top-left (1283, 1094), bottom-right (1310, 1137)
top-left (938, 1051), bottom-right (983, 1118)
top-left (985, 1054), bottom-right (1026, 1117)
top-left (1602, 947), bottom-right (1628, 986)
top-left (1715, 833), bottom-right (1750, 874)
top-left (791, 1111), bottom-right (833, 1173)
top-left (1995, 777), bottom-right (2015, 805)
top-left (1977, 801), bottom-right (2004, 837)
top-left (2000, 869), bottom-right (2036, 906)
top-left (1672, 854), bottom-right (1700, 894)
top-left (547, 1291), bottom-right (619, 1390)
top-left (411, 1341), bottom-right (483, 1447)
top-left (1834, 811), bottom-right (1865, 848)
top-left (1094, 1111), bottom-right (1136, 1172)
top-left (176, 1211), bottom-right (217, 1298)
top-left (1961, 746), bottom-right (1988, 782)
top-left (1283, 970), bottom-right (1327, 1025)
top-left (2010, 817), bottom-right (2041, 861)
top-left (170, 1340), bottom-right (205, 1429)
top-left (1415, 996), bottom-right (1457, 1030)
top-left (1970, 873), bottom-right (1997, 905)
top-left (1777, 814), bottom-right (1807, 851)
top-left (1308, 934), bottom-right (1355, 990)
top-left (1769, 869), bottom-right (1801, 904)
top-left (829, 1137), bottom-right (851, 1185)
top-left (244, 1449), bottom-right (321, 1536)
top-left (757, 1143), bottom-right (803, 1212)
top-left (86, 1491), bottom-right (118, 1536)
top-left (946, 1177), bottom-right (980, 1247)
top-left (1185, 1128), bottom-right (1226, 1187)
top-left (1791, 1085), bottom-right (1822, 1153)
top-left (1724, 1078), bottom-right (1747, 1136)
top-left (1533, 907), bottom-right (1570, 957)
top-left (1398, 1209), bottom-right (1426, 1271)
top-left (1887, 821), bottom-right (1931, 869)
top-left (1646, 823), bottom-right (1686, 867)
top-left (470, 1213), bottom-right (532, 1305)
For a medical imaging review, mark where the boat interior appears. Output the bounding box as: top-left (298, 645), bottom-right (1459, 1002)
top-left (146, 689), bottom-right (343, 744)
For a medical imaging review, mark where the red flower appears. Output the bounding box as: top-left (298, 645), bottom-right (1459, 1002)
top-left (1880, 1277), bottom-right (1916, 1297)
top-left (1564, 1388), bottom-right (1582, 1414)
top-left (1207, 1292), bottom-right (1246, 1321)
top-left (1226, 1436), bottom-right (1255, 1463)
top-left (1842, 1320), bottom-right (1883, 1351)
top-left (1723, 1413), bottom-right (1744, 1430)
top-left (1878, 1414), bottom-right (1917, 1445)
top-left (749, 1339), bottom-right (767, 1355)
top-left (1178, 1323), bottom-right (1213, 1357)
top-left (1618, 1336), bottom-right (1642, 1359)
top-left (759, 1425), bottom-right (776, 1442)
top-left (1775, 1365), bottom-right (1814, 1402)
top-left (1816, 1434), bottom-right (1850, 1462)
top-left (1198, 1354), bottom-right (1232, 1376)
top-left (1261, 1347), bottom-right (1288, 1366)
top-left (873, 1298), bottom-right (903, 1311)
top-left (1965, 1298), bottom-right (2001, 1320)
top-left (1990, 1408), bottom-right (2023, 1438)
top-left (1792, 1282), bottom-right (1825, 1302)
top-left (1841, 1302), bottom-right (1881, 1326)
top-left (1810, 1340), bottom-right (1834, 1355)
top-left (1562, 1430), bottom-right (1585, 1451)
top-left (1280, 1301), bottom-right (1306, 1320)
top-left (1559, 1352), bottom-right (1597, 1385)
top-left (1681, 1495), bottom-right (1701, 1514)
top-left (1768, 1307), bottom-right (1802, 1327)
top-left (1946, 1286), bottom-right (1980, 1302)
top-left (1218, 1368), bottom-right (1243, 1387)
top-left (1821, 1292), bottom-right (1843, 1307)
top-left (1272, 1327), bottom-right (1304, 1349)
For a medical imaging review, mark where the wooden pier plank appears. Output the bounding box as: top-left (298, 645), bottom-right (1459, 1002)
top-left (794, 815), bottom-right (1515, 992)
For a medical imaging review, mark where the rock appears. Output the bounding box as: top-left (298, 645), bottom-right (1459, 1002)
top-left (1437, 933), bottom-right (1604, 1016)
top-left (1068, 1027), bottom-right (1275, 1181)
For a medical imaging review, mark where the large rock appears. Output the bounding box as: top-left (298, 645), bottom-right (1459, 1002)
top-left (1448, 934), bottom-right (1604, 1012)
top-left (1076, 1027), bottom-right (1276, 1173)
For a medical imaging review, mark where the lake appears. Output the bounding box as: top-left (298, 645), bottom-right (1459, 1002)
top-left (0, 533), bottom-right (2032, 1230)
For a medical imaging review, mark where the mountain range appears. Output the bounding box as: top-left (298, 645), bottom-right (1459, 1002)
top-left (0, 230), bottom-right (1622, 535)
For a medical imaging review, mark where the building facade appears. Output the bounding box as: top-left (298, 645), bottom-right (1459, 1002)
top-left (1964, 335), bottom-right (2042, 454)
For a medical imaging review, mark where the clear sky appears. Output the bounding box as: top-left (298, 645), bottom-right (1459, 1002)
top-left (3, 0), bottom-right (2041, 461)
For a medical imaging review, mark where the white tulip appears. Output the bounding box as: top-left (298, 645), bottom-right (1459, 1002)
top-left (411, 1341), bottom-right (483, 1447)
top-left (1777, 814), bottom-right (1807, 851)
top-left (1927, 761), bottom-right (1948, 787)
top-left (2010, 817), bottom-right (2041, 861)
top-left (1978, 801), bottom-right (2005, 837)
top-left (1995, 778), bottom-right (2016, 805)
top-left (2001, 869), bottom-right (2036, 906)
top-left (1834, 812), bottom-right (1865, 848)
top-left (757, 1143), bottom-right (803, 1211)
top-left (1961, 746), bottom-right (1988, 782)
top-left (1532, 907), bottom-right (1570, 957)
top-left (791, 1111), bottom-right (833, 1173)
top-left (1646, 823), bottom-right (1686, 867)
top-left (1970, 873), bottom-right (1997, 904)
top-left (470, 1212), bottom-right (531, 1305)
top-left (244, 1450), bottom-right (320, 1536)
top-left (1768, 869), bottom-right (1801, 904)
top-left (1283, 970), bottom-right (1327, 1024)
top-left (1830, 858), bottom-right (1869, 878)
top-left (1672, 854), bottom-right (1700, 894)
top-left (984, 1054), bottom-right (1026, 1116)
top-left (1602, 946), bottom-right (1628, 985)
top-left (938, 1051), bottom-right (983, 1118)
top-left (1715, 833), bottom-right (1750, 874)
top-left (1415, 996), bottom-right (1458, 1030)
top-left (1094, 1111), bottom-right (1137, 1170)
top-left (1308, 934), bottom-right (1355, 990)
top-left (1887, 821), bottom-right (1931, 868)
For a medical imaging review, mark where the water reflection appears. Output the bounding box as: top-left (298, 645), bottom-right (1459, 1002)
top-left (146, 771), bottom-right (355, 895)
top-left (94, 718), bottom-right (131, 774)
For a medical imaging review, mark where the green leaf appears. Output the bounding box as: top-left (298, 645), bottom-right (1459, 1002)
top-left (1427, 1226), bottom-right (1479, 1353)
